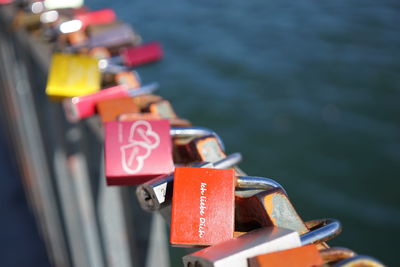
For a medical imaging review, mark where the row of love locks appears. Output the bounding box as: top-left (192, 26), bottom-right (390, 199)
top-left (3, 0), bottom-right (386, 266)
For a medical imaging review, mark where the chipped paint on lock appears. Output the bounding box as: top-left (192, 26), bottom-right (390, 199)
top-left (265, 192), bottom-right (309, 235)
top-left (199, 138), bottom-right (225, 163)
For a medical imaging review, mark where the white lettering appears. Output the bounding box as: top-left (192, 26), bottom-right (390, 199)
top-left (199, 183), bottom-right (207, 238)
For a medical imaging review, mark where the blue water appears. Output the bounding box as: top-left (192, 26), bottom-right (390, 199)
top-left (88, 0), bottom-right (400, 264)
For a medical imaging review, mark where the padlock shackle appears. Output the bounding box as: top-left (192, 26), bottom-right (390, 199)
top-left (99, 59), bottom-right (130, 74)
top-left (193, 152), bottom-right (242, 169)
top-left (170, 127), bottom-right (225, 151)
top-left (236, 176), bottom-right (286, 195)
top-left (300, 218), bottom-right (342, 245)
top-left (213, 152), bottom-right (242, 169)
top-left (331, 255), bottom-right (385, 267)
top-left (127, 82), bottom-right (159, 97)
top-left (319, 247), bottom-right (356, 264)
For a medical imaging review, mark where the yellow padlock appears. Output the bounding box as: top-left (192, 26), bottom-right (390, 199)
top-left (46, 53), bottom-right (101, 100)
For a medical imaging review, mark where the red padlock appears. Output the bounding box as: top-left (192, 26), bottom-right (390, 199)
top-left (170, 167), bottom-right (236, 246)
top-left (58, 9), bottom-right (116, 34)
top-left (120, 42), bottom-right (163, 67)
top-left (104, 42), bottom-right (163, 68)
top-left (74, 9), bottom-right (116, 29)
top-left (105, 119), bottom-right (174, 185)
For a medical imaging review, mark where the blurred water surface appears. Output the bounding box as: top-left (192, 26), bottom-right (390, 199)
top-left (89, 0), bottom-right (400, 265)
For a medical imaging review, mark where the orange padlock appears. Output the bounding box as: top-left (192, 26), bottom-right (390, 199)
top-left (96, 97), bottom-right (140, 122)
top-left (170, 167), bottom-right (236, 247)
top-left (248, 244), bottom-right (323, 267)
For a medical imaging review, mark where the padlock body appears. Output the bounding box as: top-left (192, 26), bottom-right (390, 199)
top-left (97, 97), bottom-right (140, 122)
top-left (63, 85), bottom-right (130, 122)
top-left (248, 244), bottom-right (323, 267)
top-left (46, 53), bottom-right (100, 99)
top-left (182, 227), bottom-right (301, 267)
top-left (88, 24), bottom-right (140, 49)
top-left (170, 167), bottom-right (235, 246)
top-left (105, 120), bottom-right (174, 185)
top-left (121, 42), bottom-right (163, 67)
top-left (74, 9), bottom-right (116, 29)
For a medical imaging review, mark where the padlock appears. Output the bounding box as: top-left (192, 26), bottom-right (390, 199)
top-left (248, 244), bottom-right (323, 267)
top-left (86, 22), bottom-right (124, 36)
top-left (72, 23), bottom-right (141, 51)
top-left (63, 82), bottom-right (157, 122)
top-left (170, 167), bottom-right (236, 246)
top-left (331, 255), bottom-right (386, 267)
top-left (136, 153), bottom-right (243, 212)
top-left (136, 171), bottom-right (283, 215)
top-left (138, 153), bottom-right (243, 223)
top-left (105, 123), bottom-right (226, 186)
top-left (96, 97), bottom-right (140, 122)
top-left (182, 226), bottom-right (301, 267)
top-left (56, 9), bottom-right (116, 34)
top-left (106, 42), bottom-right (163, 67)
top-left (119, 98), bottom-right (191, 127)
top-left (97, 42), bottom-right (163, 71)
top-left (45, 53), bottom-right (101, 99)
top-left (170, 167), bottom-right (286, 246)
top-left (182, 218), bottom-right (341, 267)
top-left (235, 187), bottom-right (309, 234)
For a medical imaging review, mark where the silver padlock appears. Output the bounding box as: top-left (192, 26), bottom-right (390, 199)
top-left (182, 218), bottom-right (341, 267)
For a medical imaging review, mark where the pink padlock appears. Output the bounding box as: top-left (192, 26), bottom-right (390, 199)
top-left (104, 120), bottom-right (225, 186)
top-left (63, 82), bottom-right (158, 122)
top-left (105, 120), bottom-right (174, 185)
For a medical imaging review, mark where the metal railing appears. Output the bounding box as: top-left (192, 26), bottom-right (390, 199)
top-left (0, 5), bottom-right (171, 267)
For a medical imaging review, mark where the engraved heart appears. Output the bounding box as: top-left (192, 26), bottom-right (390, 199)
top-left (120, 143), bottom-right (151, 174)
top-left (128, 120), bottom-right (160, 149)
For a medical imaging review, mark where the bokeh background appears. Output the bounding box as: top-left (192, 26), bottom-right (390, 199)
top-left (0, 0), bottom-right (398, 266)
top-left (90, 0), bottom-right (400, 265)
